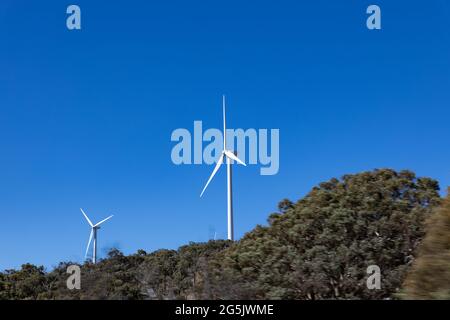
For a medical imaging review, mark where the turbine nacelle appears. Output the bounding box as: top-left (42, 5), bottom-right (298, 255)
top-left (200, 149), bottom-right (246, 197)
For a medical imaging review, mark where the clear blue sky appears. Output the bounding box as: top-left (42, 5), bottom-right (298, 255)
top-left (1, 0), bottom-right (449, 270)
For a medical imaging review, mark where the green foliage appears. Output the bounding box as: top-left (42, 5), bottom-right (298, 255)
top-left (0, 264), bottom-right (49, 299)
top-left (0, 169), bottom-right (442, 300)
top-left (210, 169), bottom-right (441, 299)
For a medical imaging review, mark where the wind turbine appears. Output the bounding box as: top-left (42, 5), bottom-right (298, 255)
top-left (200, 95), bottom-right (246, 241)
top-left (80, 208), bottom-right (113, 264)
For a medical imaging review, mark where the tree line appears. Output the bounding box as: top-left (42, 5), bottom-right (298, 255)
top-left (0, 169), bottom-right (448, 299)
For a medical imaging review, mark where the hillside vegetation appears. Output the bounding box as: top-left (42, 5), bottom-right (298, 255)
top-left (0, 169), bottom-right (445, 300)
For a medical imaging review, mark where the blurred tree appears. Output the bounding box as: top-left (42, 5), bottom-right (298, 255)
top-left (402, 188), bottom-right (450, 299)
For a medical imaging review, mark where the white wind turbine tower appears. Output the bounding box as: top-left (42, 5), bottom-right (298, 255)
top-left (80, 208), bottom-right (113, 264)
top-left (200, 95), bottom-right (246, 241)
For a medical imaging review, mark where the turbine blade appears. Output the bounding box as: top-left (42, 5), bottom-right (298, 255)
top-left (94, 215), bottom-right (114, 227)
top-left (224, 150), bottom-right (246, 166)
top-left (80, 208), bottom-right (94, 227)
top-left (200, 153), bottom-right (224, 197)
top-left (85, 229), bottom-right (93, 259)
top-left (223, 95), bottom-right (226, 149)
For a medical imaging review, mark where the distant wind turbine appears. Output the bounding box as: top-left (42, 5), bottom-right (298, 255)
top-left (200, 95), bottom-right (246, 241)
top-left (80, 208), bottom-right (113, 264)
